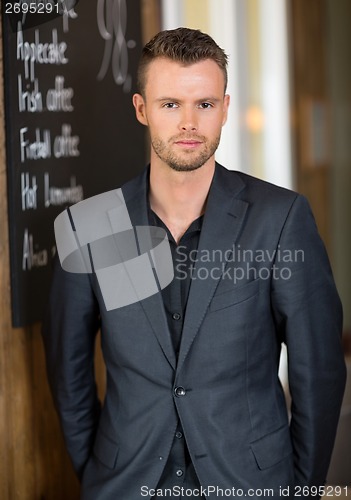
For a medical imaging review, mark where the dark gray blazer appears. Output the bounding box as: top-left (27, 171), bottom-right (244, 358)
top-left (42, 164), bottom-right (346, 499)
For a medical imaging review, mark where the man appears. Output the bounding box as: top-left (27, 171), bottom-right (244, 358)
top-left (43, 28), bottom-right (346, 499)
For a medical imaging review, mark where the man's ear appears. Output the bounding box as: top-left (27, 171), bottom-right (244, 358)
top-left (222, 94), bottom-right (230, 126)
top-left (133, 93), bottom-right (148, 126)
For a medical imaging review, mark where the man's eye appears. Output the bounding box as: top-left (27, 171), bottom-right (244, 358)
top-left (199, 102), bottom-right (213, 109)
top-left (163, 102), bottom-right (178, 109)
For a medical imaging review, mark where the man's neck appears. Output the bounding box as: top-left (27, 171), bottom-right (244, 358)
top-left (149, 160), bottom-right (215, 243)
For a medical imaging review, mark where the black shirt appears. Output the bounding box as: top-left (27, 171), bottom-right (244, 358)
top-left (148, 207), bottom-right (204, 495)
top-left (148, 208), bottom-right (203, 355)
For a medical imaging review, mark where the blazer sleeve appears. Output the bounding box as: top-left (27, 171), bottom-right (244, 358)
top-left (271, 194), bottom-right (346, 489)
top-left (42, 256), bottom-right (101, 479)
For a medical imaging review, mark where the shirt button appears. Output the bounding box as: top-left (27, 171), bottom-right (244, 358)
top-left (172, 312), bottom-right (181, 320)
top-left (174, 386), bottom-right (186, 397)
top-left (176, 469), bottom-right (183, 477)
top-left (175, 431), bottom-right (183, 439)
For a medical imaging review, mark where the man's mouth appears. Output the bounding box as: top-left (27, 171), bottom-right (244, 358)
top-left (174, 139), bottom-right (203, 148)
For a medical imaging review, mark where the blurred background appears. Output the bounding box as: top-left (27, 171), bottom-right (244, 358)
top-left (0, 0), bottom-right (350, 497)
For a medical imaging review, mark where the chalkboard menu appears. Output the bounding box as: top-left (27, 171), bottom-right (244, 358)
top-left (2, 0), bottom-right (146, 327)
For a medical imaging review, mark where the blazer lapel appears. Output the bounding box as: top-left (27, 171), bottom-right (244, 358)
top-left (121, 167), bottom-right (177, 370)
top-left (176, 165), bottom-right (248, 374)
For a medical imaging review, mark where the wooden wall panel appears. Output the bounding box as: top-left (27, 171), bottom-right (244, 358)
top-left (0, 24), bottom-right (12, 493)
top-left (0, 2), bottom-right (160, 498)
top-left (141, 0), bottom-right (161, 43)
top-left (290, 0), bottom-right (331, 251)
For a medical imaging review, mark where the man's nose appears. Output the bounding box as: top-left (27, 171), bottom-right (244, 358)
top-left (178, 107), bottom-right (198, 131)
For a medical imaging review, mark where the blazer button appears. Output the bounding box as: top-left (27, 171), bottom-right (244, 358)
top-left (174, 386), bottom-right (186, 397)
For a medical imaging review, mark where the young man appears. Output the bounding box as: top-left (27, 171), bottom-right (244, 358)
top-left (43, 28), bottom-right (346, 499)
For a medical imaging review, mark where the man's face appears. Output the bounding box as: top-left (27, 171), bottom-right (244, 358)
top-left (133, 58), bottom-right (230, 173)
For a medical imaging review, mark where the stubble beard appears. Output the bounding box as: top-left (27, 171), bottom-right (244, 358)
top-left (151, 134), bottom-right (221, 172)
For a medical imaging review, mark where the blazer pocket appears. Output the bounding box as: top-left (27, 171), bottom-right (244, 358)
top-left (93, 428), bottom-right (119, 469)
top-left (250, 425), bottom-right (293, 470)
top-left (210, 278), bottom-right (260, 312)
